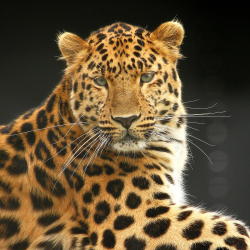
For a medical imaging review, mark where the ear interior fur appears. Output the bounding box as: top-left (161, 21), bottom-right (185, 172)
top-left (151, 21), bottom-right (184, 47)
top-left (57, 32), bottom-right (89, 64)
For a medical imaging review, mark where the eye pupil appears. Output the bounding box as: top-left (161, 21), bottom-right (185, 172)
top-left (141, 72), bottom-right (155, 83)
top-left (94, 77), bottom-right (107, 86)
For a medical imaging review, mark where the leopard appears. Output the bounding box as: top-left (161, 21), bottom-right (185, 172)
top-left (0, 20), bottom-right (249, 250)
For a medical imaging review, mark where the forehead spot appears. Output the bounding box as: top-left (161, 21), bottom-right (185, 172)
top-left (97, 33), bottom-right (106, 40)
top-left (87, 25), bottom-right (169, 76)
top-left (135, 28), bottom-right (145, 39)
top-left (134, 45), bottom-right (142, 51)
top-left (96, 43), bottom-right (104, 51)
top-left (102, 54), bottom-right (108, 61)
top-left (133, 52), bottom-right (141, 58)
top-left (108, 24), bottom-right (119, 33)
top-left (137, 39), bottom-right (145, 47)
top-left (120, 23), bottom-right (132, 31)
top-left (99, 49), bottom-right (107, 54)
top-left (109, 39), bottom-right (114, 45)
top-left (151, 48), bottom-right (159, 55)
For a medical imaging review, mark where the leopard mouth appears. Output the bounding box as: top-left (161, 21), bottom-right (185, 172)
top-left (111, 133), bottom-right (147, 152)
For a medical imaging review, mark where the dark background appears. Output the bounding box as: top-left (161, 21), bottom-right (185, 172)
top-left (1, 2), bottom-right (249, 224)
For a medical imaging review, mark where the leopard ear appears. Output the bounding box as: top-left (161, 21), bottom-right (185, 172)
top-left (151, 21), bottom-right (184, 47)
top-left (57, 32), bottom-right (89, 64)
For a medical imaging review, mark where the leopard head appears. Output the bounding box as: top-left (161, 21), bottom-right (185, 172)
top-left (58, 21), bottom-right (186, 152)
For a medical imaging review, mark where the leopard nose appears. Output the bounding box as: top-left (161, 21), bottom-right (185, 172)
top-left (112, 114), bottom-right (141, 129)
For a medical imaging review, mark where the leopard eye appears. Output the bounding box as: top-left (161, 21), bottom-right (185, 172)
top-left (140, 72), bottom-right (155, 83)
top-left (94, 77), bottom-right (107, 87)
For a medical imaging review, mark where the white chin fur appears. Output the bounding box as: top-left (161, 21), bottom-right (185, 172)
top-left (112, 140), bottom-right (146, 152)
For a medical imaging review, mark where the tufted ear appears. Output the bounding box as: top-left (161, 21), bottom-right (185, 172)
top-left (151, 21), bottom-right (184, 47)
top-left (57, 32), bottom-right (89, 64)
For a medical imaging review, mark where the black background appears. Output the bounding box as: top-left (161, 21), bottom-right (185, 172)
top-left (1, 2), bottom-right (249, 224)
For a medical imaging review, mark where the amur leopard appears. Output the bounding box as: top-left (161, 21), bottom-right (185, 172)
top-left (0, 21), bottom-right (249, 249)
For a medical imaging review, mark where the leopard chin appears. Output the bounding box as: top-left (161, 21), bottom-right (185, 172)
top-left (111, 136), bottom-right (147, 152)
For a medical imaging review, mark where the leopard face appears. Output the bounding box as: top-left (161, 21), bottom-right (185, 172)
top-left (59, 22), bottom-right (186, 152)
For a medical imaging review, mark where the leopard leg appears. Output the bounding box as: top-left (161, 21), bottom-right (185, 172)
top-left (89, 203), bottom-right (250, 250)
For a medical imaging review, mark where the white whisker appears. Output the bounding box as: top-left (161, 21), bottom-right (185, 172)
top-left (185, 103), bottom-right (218, 110)
top-left (188, 121), bottom-right (206, 125)
top-left (57, 113), bottom-right (85, 146)
top-left (187, 134), bottom-right (215, 147)
top-left (187, 138), bottom-right (213, 165)
top-left (183, 99), bottom-right (200, 104)
top-left (83, 133), bottom-right (108, 176)
top-left (70, 132), bottom-right (105, 178)
top-left (9, 122), bottom-right (87, 137)
top-left (52, 131), bottom-right (101, 191)
top-left (183, 111), bottom-right (227, 116)
top-left (44, 129), bottom-right (93, 165)
top-left (186, 125), bottom-right (199, 131)
top-left (58, 131), bottom-right (99, 176)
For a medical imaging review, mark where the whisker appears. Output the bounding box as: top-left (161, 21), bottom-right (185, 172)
top-left (155, 114), bottom-right (174, 119)
top-left (98, 135), bottom-right (111, 158)
top-left (183, 99), bottom-right (200, 104)
top-left (59, 131), bottom-right (99, 175)
top-left (150, 130), bottom-right (172, 142)
top-left (82, 133), bottom-right (108, 177)
top-left (9, 122), bottom-right (87, 137)
top-left (90, 138), bottom-right (109, 167)
top-left (155, 114), bottom-right (229, 120)
top-left (185, 115), bottom-right (230, 118)
top-left (53, 132), bottom-right (101, 192)
top-left (44, 129), bottom-right (93, 164)
top-left (70, 132), bottom-right (104, 178)
top-left (72, 128), bottom-right (105, 166)
top-left (185, 103), bottom-right (218, 110)
top-left (66, 132), bottom-right (100, 165)
top-left (187, 138), bottom-right (213, 165)
top-left (187, 134), bottom-right (215, 146)
top-left (92, 136), bottom-right (108, 160)
top-left (57, 113), bottom-right (85, 146)
top-left (182, 111), bottom-right (227, 116)
top-left (186, 125), bottom-right (199, 131)
top-left (57, 137), bottom-right (88, 178)
top-left (188, 121), bottom-right (206, 125)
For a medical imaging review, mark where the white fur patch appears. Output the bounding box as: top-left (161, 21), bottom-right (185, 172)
top-left (112, 140), bottom-right (146, 152)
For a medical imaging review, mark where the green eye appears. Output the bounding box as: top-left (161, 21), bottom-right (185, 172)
top-left (140, 72), bottom-right (155, 83)
top-left (94, 77), bottom-right (108, 87)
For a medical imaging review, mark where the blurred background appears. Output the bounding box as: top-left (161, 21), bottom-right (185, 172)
top-left (1, 2), bottom-right (249, 223)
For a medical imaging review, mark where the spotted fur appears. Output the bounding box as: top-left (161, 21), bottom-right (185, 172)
top-left (0, 21), bottom-right (249, 249)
